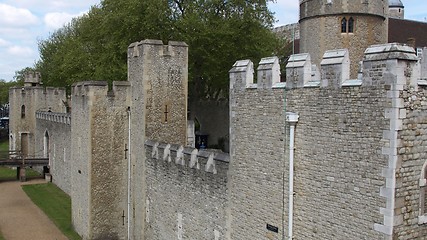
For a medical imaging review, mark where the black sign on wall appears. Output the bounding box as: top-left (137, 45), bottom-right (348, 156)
top-left (266, 224), bottom-right (279, 233)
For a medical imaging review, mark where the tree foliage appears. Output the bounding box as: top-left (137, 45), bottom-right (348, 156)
top-left (0, 79), bottom-right (21, 107)
top-left (35, 0), bottom-right (288, 100)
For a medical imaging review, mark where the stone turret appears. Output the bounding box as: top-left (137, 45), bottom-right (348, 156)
top-left (24, 71), bottom-right (42, 87)
top-left (299, 0), bottom-right (388, 78)
top-left (389, 0), bottom-right (404, 19)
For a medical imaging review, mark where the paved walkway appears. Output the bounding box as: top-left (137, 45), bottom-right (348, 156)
top-left (0, 179), bottom-right (68, 240)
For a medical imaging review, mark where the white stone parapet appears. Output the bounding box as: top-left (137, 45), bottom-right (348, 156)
top-left (257, 56), bottom-right (281, 88)
top-left (320, 49), bottom-right (350, 88)
top-left (230, 57), bottom-right (284, 90)
top-left (145, 139), bottom-right (229, 175)
top-left (286, 53), bottom-right (313, 88)
top-left (36, 111), bottom-right (71, 125)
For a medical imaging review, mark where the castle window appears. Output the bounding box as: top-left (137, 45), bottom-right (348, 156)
top-left (341, 17), bottom-right (347, 33)
top-left (21, 105), bottom-right (25, 118)
top-left (419, 161), bottom-right (427, 224)
top-left (341, 17), bottom-right (355, 33)
top-left (348, 17), bottom-right (354, 33)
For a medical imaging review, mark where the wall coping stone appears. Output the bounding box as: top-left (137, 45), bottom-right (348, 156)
top-left (145, 140), bottom-right (229, 174)
top-left (364, 43), bottom-right (418, 62)
top-left (36, 111), bottom-right (71, 125)
top-left (321, 49), bottom-right (349, 66)
top-left (418, 79), bottom-right (427, 86)
top-left (72, 81), bottom-right (108, 87)
top-left (286, 53), bottom-right (310, 68)
top-left (304, 81), bottom-right (321, 88)
top-left (342, 79), bottom-right (363, 87)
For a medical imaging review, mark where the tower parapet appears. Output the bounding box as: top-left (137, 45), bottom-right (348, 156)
top-left (24, 71), bottom-right (42, 87)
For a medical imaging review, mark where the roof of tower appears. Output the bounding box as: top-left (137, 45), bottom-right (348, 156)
top-left (389, 0), bottom-right (404, 8)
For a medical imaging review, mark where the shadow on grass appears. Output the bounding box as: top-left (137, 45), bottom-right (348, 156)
top-left (22, 183), bottom-right (81, 240)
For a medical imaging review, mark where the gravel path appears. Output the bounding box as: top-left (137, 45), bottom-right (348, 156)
top-left (0, 179), bottom-right (68, 240)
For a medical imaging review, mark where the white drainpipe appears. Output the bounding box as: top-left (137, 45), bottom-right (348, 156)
top-left (127, 107), bottom-right (131, 240)
top-left (286, 112), bottom-right (299, 240)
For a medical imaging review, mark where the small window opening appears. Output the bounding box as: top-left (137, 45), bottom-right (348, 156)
top-left (21, 105), bottom-right (26, 118)
top-left (348, 17), bottom-right (354, 33)
top-left (341, 17), bottom-right (347, 33)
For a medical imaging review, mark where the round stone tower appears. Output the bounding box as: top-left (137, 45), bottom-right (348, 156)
top-left (389, 0), bottom-right (404, 19)
top-left (299, 0), bottom-right (388, 78)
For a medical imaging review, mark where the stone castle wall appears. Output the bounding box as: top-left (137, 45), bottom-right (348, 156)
top-left (286, 83), bottom-right (390, 239)
top-left (35, 112), bottom-right (71, 194)
top-left (393, 85), bottom-right (427, 238)
top-left (283, 43), bottom-right (427, 239)
top-left (71, 81), bottom-right (131, 240)
top-left (9, 39), bottom-right (427, 240)
top-left (143, 141), bottom-right (229, 239)
top-left (227, 57), bottom-right (287, 239)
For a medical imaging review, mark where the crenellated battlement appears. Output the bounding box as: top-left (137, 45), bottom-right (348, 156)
top-left (229, 56), bottom-right (285, 91)
top-left (284, 43), bottom-right (425, 90)
top-left (36, 111), bottom-right (71, 125)
top-left (145, 139), bottom-right (229, 175)
top-left (24, 71), bottom-right (42, 87)
top-left (128, 39), bottom-right (188, 59)
top-left (72, 81), bottom-right (130, 101)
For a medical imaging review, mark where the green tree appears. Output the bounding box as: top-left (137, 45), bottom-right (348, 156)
top-left (36, 0), bottom-right (285, 100)
top-left (0, 79), bottom-right (21, 107)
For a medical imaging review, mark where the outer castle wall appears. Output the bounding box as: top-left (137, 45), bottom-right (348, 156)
top-left (143, 141), bottom-right (229, 239)
top-left (35, 112), bottom-right (71, 194)
top-left (286, 72), bottom-right (390, 239)
top-left (226, 57), bottom-right (288, 239)
top-left (9, 40), bottom-right (427, 240)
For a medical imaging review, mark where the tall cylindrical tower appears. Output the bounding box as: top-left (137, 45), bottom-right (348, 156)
top-left (299, 0), bottom-right (388, 78)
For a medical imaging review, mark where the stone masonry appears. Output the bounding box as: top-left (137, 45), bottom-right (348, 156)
top-left (299, 0), bottom-right (388, 78)
top-left (127, 40), bottom-right (189, 239)
top-left (71, 81), bottom-right (131, 240)
top-left (9, 39), bottom-right (427, 240)
top-left (35, 111), bottom-right (71, 194)
top-left (9, 72), bottom-right (66, 156)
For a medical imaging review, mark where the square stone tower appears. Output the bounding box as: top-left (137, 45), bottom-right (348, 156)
top-left (9, 72), bottom-right (66, 156)
top-left (127, 39), bottom-right (188, 239)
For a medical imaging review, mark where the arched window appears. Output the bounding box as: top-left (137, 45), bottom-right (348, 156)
top-left (341, 17), bottom-right (347, 33)
top-left (419, 161), bottom-right (427, 224)
top-left (348, 17), bottom-right (354, 33)
top-left (44, 131), bottom-right (50, 158)
top-left (21, 105), bottom-right (25, 118)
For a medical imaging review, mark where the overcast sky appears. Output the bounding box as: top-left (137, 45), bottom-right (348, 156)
top-left (0, 0), bottom-right (426, 81)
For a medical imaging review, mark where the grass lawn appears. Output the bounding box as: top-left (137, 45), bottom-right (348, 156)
top-left (0, 231), bottom-right (4, 240)
top-left (0, 139), bottom-right (43, 179)
top-left (0, 166), bottom-right (42, 179)
top-left (0, 139), bottom-right (8, 152)
top-left (22, 183), bottom-right (81, 240)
